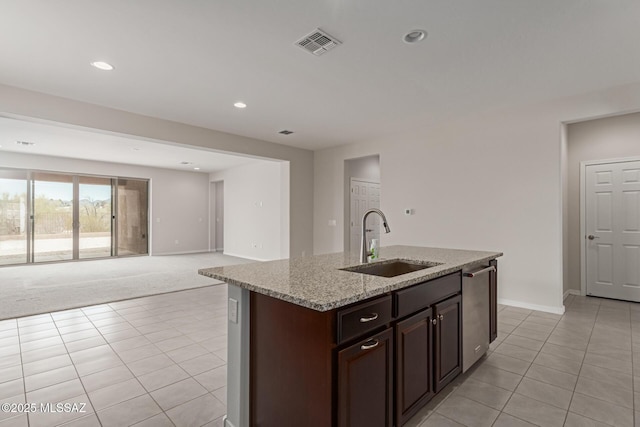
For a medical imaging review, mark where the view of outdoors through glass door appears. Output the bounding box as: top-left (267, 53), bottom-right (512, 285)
top-left (79, 176), bottom-right (113, 259)
top-left (0, 169), bottom-right (148, 266)
top-left (0, 170), bottom-right (28, 266)
top-left (32, 173), bottom-right (74, 262)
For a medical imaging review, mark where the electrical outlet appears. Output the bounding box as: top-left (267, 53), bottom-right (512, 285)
top-left (328, 219), bottom-right (337, 226)
top-left (228, 298), bottom-right (238, 323)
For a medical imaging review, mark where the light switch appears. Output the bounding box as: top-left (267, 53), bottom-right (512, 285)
top-left (228, 298), bottom-right (238, 323)
top-left (328, 219), bottom-right (337, 226)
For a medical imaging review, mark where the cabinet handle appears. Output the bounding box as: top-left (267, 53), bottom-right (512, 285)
top-left (360, 340), bottom-right (379, 350)
top-left (438, 314), bottom-right (444, 321)
top-left (359, 313), bottom-right (379, 323)
top-left (431, 318), bottom-right (437, 325)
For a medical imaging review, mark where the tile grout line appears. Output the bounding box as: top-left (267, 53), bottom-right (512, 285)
top-left (16, 318), bottom-right (30, 427)
top-left (79, 302), bottom-right (171, 427)
top-left (491, 309), bottom-right (549, 427)
top-left (562, 296), bottom-right (598, 426)
top-left (79, 298), bottom-right (226, 426)
top-left (49, 310), bottom-right (103, 427)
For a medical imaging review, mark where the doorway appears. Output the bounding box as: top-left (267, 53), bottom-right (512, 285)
top-left (0, 168), bottom-right (148, 266)
top-left (582, 158), bottom-right (640, 301)
top-left (210, 180), bottom-right (224, 252)
top-left (344, 155), bottom-right (381, 253)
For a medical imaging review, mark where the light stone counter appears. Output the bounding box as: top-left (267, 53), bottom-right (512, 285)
top-left (199, 245), bottom-right (502, 312)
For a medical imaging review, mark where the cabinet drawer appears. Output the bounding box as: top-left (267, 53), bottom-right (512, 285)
top-left (394, 272), bottom-right (461, 319)
top-left (337, 296), bottom-right (392, 344)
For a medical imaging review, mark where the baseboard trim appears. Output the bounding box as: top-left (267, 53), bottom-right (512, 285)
top-left (153, 250), bottom-right (210, 256)
top-left (563, 289), bottom-right (582, 300)
top-left (498, 298), bottom-right (565, 315)
top-left (223, 252), bottom-right (271, 262)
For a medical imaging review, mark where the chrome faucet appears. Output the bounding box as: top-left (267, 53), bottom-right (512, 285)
top-left (360, 208), bottom-right (391, 263)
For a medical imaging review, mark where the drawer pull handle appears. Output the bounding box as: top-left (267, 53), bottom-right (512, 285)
top-left (438, 314), bottom-right (444, 321)
top-left (359, 313), bottom-right (379, 323)
top-left (431, 318), bottom-right (437, 325)
top-left (361, 340), bottom-right (379, 350)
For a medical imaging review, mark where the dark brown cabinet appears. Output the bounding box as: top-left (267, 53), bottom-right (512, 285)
top-left (338, 327), bottom-right (394, 427)
top-left (395, 292), bottom-right (462, 426)
top-left (434, 295), bottom-right (462, 392)
top-left (248, 265), bottom-right (495, 427)
top-left (395, 308), bottom-right (434, 426)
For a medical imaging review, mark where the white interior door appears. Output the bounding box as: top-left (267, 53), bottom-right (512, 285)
top-left (350, 179), bottom-right (381, 253)
top-left (585, 160), bottom-right (640, 301)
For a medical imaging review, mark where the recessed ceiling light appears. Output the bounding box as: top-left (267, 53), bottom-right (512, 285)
top-left (131, 148), bottom-right (141, 151)
top-left (90, 61), bottom-right (115, 71)
top-left (403, 30), bottom-right (427, 44)
top-left (193, 167), bottom-right (200, 170)
top-left (234, 102), bottom-right (247, 109)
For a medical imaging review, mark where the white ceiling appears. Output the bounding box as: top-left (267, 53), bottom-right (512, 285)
top-left (1, 1), bottom-right (640, 151)
top-left (0, 116), bottom-right (262, 173)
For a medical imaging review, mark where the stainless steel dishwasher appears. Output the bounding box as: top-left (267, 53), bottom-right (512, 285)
top-left (462, 264), bottom-right (496, 372)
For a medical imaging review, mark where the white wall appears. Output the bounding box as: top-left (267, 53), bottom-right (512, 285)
top-left (210, 161), bottom-right (288, 261)
top-left (566, 112), bottom-right (640, 294)
top-left (0, 151), bottom-right (210, 255)
top-left (0, 84), bottom-right (313, 258)
top-left (315, 81), bottom-right (640, 314)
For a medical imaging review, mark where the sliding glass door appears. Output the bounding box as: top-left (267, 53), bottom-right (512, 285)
top-left (0, 168), bottom-right (148, 266)
top-left (79, 176), bottom-right (114, 259)
top-left (117, 178), bottom-right (148, 256)
top-left (0, 170), bottom-right (28, 266)
top-left (32, 173), bottom-right (74, 263)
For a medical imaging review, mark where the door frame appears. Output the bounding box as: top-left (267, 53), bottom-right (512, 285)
top-left (580, 156), bottom-right (640, 296)
top-left (209, 180), bottom-right (224, 252)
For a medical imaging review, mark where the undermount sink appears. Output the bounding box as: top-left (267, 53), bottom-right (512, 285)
top-left (341, 259), bottom-right (442, 278)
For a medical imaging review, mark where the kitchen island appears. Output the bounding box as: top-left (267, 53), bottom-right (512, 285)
top-left (199, 245), bottom-right (502, 427)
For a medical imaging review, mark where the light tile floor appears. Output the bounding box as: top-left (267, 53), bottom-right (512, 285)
top-left (0, 286), bottom-right (228, 427)
top-left (408, 293), bottom-right (640, 427)
top-left (1, 288), bottom-right (639, 426)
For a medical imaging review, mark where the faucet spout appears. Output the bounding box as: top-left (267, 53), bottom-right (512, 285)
top-left (360, 208), bottom-right (391, 263)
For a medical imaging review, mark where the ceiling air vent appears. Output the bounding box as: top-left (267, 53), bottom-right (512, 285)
top-left (295, 29), bottom-right (341, 56)
top-left (16, 140), bottom-right (36, 146)
top-left (279, 130), bottom-right (294, 135)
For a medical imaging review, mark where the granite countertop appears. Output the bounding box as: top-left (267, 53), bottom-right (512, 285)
top-left (198, 245), bottom-right (502, 312)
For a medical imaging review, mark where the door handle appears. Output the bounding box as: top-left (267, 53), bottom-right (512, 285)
top-left (587, 235), bottom-right (600, 240)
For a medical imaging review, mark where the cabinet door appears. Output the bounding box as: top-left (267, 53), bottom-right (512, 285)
top-left (396, 308), bottom-right (434, 426)
top-left (338, 327), bottom-right (393, 427)
top-left (434, 295), bottom-right (462, 392)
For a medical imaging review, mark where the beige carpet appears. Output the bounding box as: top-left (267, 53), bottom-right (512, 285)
top-left (0, 252), bottom-right (252, 320)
